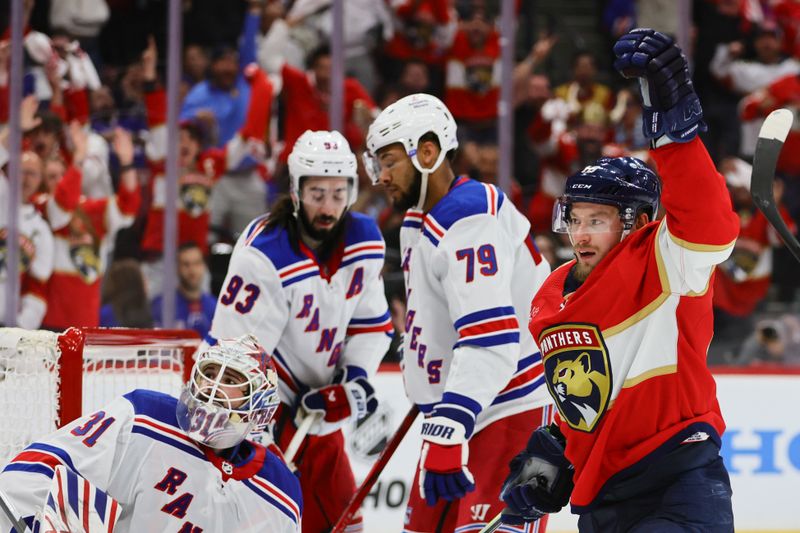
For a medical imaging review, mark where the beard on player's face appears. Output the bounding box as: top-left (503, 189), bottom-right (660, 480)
top-left (391, 167), bottom-right (423, 212)
top-left (298, 205), bottom-right (343, 242)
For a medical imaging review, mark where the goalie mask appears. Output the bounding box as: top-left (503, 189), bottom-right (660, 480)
top-left (177, 335), bottom-right (280, 449)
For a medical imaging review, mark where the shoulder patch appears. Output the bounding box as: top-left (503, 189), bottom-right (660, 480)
top-left (246, 224), bottom-right (307, 272)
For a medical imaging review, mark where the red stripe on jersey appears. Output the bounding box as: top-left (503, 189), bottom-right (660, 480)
top-left (279, 261), bottom-right (316, 279)
top-left (525, 235), bottom-right (543, 265)
top-left (423, 217), bottom-right (444, 237)
top-left (12, 450), bottom-right (63, 469)
top-left (344, 244), bottom-right (384, 257)
top-left (405, 211), bottom-right (424, 219)
top-left (501, 364), bottom-right (543, 393)
top-left (251, 476), bottom-right (300, 518)
top-left (134, 417), bottom-right (196, 445)
top-left (273, 363), bottom-right (299, 393)
top-left (458, 317), bottom-right (518, 338)
top-left (82, 476), bottom-right (90, 533)
top-left (56, 467), bottom-right (69, 527)
top-left (346, 322), bottom-right (393, 335)
top-left (489, 185), bottom-right (496, 215)
top-left (108, 499), bottom-right (119, 533)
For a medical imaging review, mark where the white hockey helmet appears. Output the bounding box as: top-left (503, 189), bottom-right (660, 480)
top-left (363, 93), bottom-right (458, 209)
top-left (177, 335), bottom-right (280, 449)
top-left (288, 130), bottom-right (358, 210)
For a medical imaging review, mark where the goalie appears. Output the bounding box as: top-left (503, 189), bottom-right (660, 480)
top-left (0, 335), bottom-right (302, 532)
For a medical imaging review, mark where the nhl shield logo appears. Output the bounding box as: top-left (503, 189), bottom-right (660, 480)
top-left (539, 324), bottom-right (612, 432)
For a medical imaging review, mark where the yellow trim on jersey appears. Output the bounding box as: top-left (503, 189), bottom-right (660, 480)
top-left (666, 230), bottom-right (736, 252)
top-left (685, 266), bottom-right (714, 297)
top-left (654, 220), bottom-right (671, 293)
top-left (603, 291), bottom-right (670, 338)
top-left (622, 364), bottom-right (677, 388)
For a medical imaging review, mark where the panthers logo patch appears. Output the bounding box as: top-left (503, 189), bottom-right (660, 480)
top-left (539, 324), bottom-right (612, 432)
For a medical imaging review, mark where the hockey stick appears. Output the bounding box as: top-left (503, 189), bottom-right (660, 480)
top-left (0, 487), bottom-right (28, 532)
top-left (283, 411), bottom-right (321, 472)
top-left (751, 108), bottom-right (800, 263)
top-left (331, 404), bottom-right (420, 533)
top-left (478, 512), bottom-right (503, 533)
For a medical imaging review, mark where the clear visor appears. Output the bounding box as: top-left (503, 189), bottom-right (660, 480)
top-left (299, 179), bottom-right (353, 209)
top-left (362, 150), bottom-right (381, 185)
top-left (552, 197), bottom-right (634, 234)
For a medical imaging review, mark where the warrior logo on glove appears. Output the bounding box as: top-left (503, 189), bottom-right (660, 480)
top-left (539, 324), bottom-right (611, 432)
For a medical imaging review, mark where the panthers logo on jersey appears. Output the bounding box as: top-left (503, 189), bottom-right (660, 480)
top-left (70, 243), bottom-right (101, 284)
top-left (539, 324), bottom-right (612, 433)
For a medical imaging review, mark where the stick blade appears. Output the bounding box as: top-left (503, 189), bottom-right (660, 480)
top-left (758, 108), bottom-right (793, 143)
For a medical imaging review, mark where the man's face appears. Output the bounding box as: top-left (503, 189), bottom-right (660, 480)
top-left (30, 129), bottom-right (59, 158)
top-left (179, 129), bottom-right (201, 167)
top-left (197, 362), bottom-right (249, 409)
top-left (178, 247), bottom-right (206, 293)
top-left (566, 202), bottom-right (624, 281)
top-left (298, 176), bottom-right (350, 240)
top-left (375, 143), bottom-right (421, 211)
top-left (573, 55), bottom-right (597, 85)
top-left (184, 45), bottom-right (209, 82)
top-left (210, 54), bottom-right (238, 91)
top-left (312, 56), bottom-right (332, 95)
top-left (754, 34), bottom-right (781, 63)
top-left (44, 159), bottom-right (66, 194)
top-left (21, 152), bottom-right (43, 201)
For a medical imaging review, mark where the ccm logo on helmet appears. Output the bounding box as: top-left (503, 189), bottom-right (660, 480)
top-left (572, 184), bottom-right (592, 189)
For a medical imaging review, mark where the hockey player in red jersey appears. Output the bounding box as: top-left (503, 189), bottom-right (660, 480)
top-left (498, 29), bottom-right (737, 531)
top-left (364, 93), bottom-right (552, 532)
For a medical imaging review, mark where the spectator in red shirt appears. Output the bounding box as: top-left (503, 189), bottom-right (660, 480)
top-left (276, 45), bottom-right (377, 164)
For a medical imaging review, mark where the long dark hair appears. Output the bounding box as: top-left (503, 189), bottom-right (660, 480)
top-left (265, 194), bottom-right (348, 261)
top-left (101, 259), bottom-right (153, 328)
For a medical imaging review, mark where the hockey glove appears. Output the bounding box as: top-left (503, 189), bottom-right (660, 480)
top-left (613, 28), bottom-right (705, 144)
top-left (418, 405), bottom-right (476, 506)
top-left (299, 370), bottom-right (378, 435)
top-left (499, 423), bottom-right (574, 524)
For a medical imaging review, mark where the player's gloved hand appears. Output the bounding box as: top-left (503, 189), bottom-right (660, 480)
top-left (612, 28), bottom-right (705, 144)
top-left (299, 368), bottom-right (377, 435)
top-left (499, 423), bottom-right (574, 524)
top-left (418, 404), bottom-right (476, 506)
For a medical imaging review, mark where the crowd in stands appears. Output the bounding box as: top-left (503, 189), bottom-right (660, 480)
top-left (1, 0), bottom-right (799, 366)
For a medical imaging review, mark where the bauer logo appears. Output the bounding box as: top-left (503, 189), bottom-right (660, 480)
top-left (539, 324), bottom-right (612, 433)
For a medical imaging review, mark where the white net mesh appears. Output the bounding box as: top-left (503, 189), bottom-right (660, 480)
top-left (0, 328), bottom-right (199, 467)
top-left (0, 328), bottom-right (61, 466)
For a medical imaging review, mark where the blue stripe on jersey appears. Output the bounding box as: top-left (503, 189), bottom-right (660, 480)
top-left (343, 365), bottom-right (367, 381)
top-left (131, 425), bottom-right (206, 459)
top-left (260, 450), bottom-right (303, 514)
top-left (343, 212), bottom-right (384, 248)
top-left (67, 464), bottom-right (79, 517)
top-left (427, 178), bottom-right (505, 232)
top-left (26, 443), bottom-right (80, 474)
top-left (440, 392), bottom-right (482, 417)
top-left (401, 220), bottom-right (422, 229)
top-left (203, 333), bottom-right (218, 346)
top-left (340, 253), bottom-right (384, 268)
top-left (491, 375), bottom-right (546, 406)
top-left (94, 488), bottom-right (107, 520)
top-left (349, 311), bottom-right (391, 325)
top-left (2, 463), bottom-right (57, 477)
top-left (244, 214), bottom-right (269, 240)
top-left (272, 349), bottom-right (306, 390)
top-left (422, 227), bottom-right (440, 247)
top-left (454, 331), bottom-right (520, 349)
top-left (516, 352), bottom-right (542, 372)
top-left (453, 306), bottom-right (516, 330)
top-left (248, 224), bottom-right (306, 272)
top-left (123, 390), bottom-right (182, 428)
top-left (241, 479), bottom-right (299, 524)
top-left (280, 270), bottom-right (319, 288)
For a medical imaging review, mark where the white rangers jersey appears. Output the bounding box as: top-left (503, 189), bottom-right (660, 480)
top-left (206, 212), bottom-right (393, 404)
top-left (0, 390), bottom-right (302, 532)
top-left (0, 176), bottom-right (54, 328)
top-left (400, 177), bottom-right (551, 434)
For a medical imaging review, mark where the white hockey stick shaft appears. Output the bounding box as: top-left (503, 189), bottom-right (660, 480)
top-left (0, 488), bottom-right (28, 532)
top-left (479, 512), bottom-right (503, 533)
top-left (283, 411), bottom-right (321, 471)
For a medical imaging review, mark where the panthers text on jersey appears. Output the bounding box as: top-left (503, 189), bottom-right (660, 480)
top-left (400, 176), bottom-right (551, 433)
top-left (528, 137), bottom-right (739, 511)
top-left (205, 212), bottom-right (393, 405)
top-left (0, 390), bottom-right (302, 532)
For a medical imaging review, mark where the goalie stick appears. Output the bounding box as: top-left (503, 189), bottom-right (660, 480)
top-left (331, 405), bottom-right (420, 533)
top-left (0, 488), bottom-right (28, 532)
top-left (751, 108), bottom-right (800, 263)
top-left (283, 411), bottom-right (321, 472)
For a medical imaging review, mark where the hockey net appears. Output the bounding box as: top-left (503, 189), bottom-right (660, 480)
top-left (0, 327), bottom-right (200, 466)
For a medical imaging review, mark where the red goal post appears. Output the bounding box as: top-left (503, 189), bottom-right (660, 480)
top-left (0, 327), bottom-right (200, 466)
